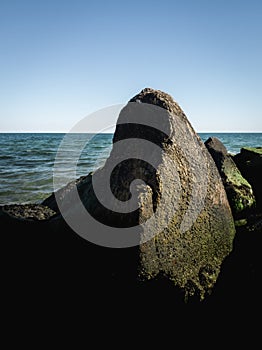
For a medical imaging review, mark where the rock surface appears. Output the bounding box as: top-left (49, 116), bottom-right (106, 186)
top-left (234, 147), bottom-right (262, 211)
top-left (2, 204), bottom-right (56, 220)
top-left (1, 88), bottom-right (237, 303)
top-left (205, 137), bottom-right (256, 220)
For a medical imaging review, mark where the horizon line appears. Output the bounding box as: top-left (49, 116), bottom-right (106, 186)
top-left (0, 130), bottom-right (261, 134)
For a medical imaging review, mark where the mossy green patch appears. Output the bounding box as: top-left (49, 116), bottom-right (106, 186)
top-left (242, 147), bottom-right (262, 155)
top-left (222, 158), bottom-right (252, 189)
top-left (235, 218), bottom-right (248, 227)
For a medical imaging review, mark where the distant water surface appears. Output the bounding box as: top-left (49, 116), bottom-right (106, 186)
top-left (0, 132), bottom-right (261, 204)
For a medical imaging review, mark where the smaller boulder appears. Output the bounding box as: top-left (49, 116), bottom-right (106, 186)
top-left (205, 137), bottom-right (255, 220)
top-left (234, 147), bottom-right (262, 211)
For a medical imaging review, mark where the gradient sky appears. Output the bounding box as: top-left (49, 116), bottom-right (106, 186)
top-left (0, 0), bottom-right (262, 132)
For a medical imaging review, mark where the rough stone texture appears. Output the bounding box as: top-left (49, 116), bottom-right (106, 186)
top-left (2, 204), bottom-right (56, 220)
top-left (1, 88), bottom-right (236, 302)
top-left (234, 147), bottom-right (262, 211)
top-left (205, 137), bottom-right (256, 220)
top-left (112, 88), bottom-right (236, 299)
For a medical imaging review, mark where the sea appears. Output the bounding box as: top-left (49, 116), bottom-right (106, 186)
top-left (0, 132), bottom-right (261, 205)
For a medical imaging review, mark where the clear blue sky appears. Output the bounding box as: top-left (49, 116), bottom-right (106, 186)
top-left (0, 0), bottom-right (261, 132)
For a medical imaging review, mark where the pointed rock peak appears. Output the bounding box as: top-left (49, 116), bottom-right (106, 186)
top-left (129, 87), bottom-right (186, 117)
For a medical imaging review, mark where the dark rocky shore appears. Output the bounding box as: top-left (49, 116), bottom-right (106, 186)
top-left (1, 89), bottom-right (261, 320)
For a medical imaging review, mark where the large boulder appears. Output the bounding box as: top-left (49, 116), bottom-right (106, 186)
top-left (205, 137), bottom-right (256, 220)
top-left (2, 88), bottom-right (236, 302)
top-left (111, 88), bottom-right (236, 299)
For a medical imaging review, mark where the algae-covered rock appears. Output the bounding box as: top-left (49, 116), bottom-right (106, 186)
top-left (234, 147), bottom-right (262, 211)
top-left (205, 137), bottom-right (256, 220)
top-left (127, 89), bottom-right (236, 299)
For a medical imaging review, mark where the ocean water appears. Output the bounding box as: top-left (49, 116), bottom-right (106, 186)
top-left (0, 132), bottom-right (261, 205)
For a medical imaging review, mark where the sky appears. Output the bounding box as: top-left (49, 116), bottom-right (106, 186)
top-left (0, 0), bottom-right (262, 132)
